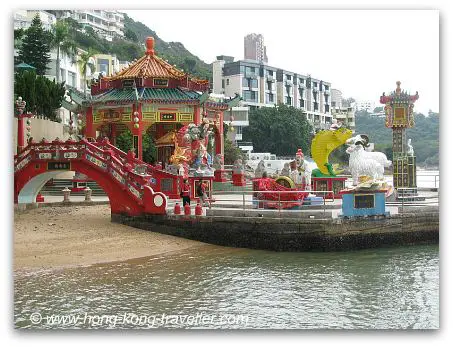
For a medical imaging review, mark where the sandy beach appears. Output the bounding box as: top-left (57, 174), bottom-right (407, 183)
top-left (14, 204), bottom-right (206, 271)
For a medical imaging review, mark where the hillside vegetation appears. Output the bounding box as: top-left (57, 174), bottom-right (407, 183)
top-left (56, 14), bottom-right (212, 81)
top-left (354, 110), bottom-right (439, 167)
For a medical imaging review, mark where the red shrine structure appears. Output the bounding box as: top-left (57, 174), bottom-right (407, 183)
top-left (64, 37), bottom-right (240, 184)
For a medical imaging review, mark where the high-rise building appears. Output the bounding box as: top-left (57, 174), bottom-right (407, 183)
top-left (244, 33), bottom-right (268, 63)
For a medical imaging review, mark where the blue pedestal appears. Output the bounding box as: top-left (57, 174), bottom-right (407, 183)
top-left (340, 190), bottom-right (389, 218)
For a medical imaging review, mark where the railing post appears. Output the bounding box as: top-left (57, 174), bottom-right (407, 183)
top-left (243, 191), bottom-right (246, 217)
top-left (62, 187), bottom-right (71, 203)
top-left (84, 186), bottom-right (92, 202)
top-left (278, 191), bottom-right (281, 219)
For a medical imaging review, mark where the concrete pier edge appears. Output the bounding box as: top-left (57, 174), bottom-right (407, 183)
top-left (111, 208), bottom-right (439, 252)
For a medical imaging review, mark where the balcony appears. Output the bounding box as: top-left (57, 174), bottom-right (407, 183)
top-left (244, 71), bottom-right (258, 78)
top-left (266, 75), bottom-right (274, 82)
top-left (285, 80), bottom-right (293, 86)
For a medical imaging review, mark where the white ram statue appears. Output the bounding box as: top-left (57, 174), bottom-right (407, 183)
top-left (346, 134), bottom-right (392, 185)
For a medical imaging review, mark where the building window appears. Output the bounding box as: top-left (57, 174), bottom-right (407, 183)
top-left (325, 105), bottom-right (330, 113)
top-left (286, 86), bottom-right (291, 95)
top-left (332, 101), bottom-right (336, 107)
top-left (324, 85), bottom-right (329, 91)
top-left (98, 58), bottom-right (110, 76)
top-left (236, 126), bottom-right (243, 135)
top-left (68, 71), bottom-right (76, 87)
top-left (299, 88), bottom-right (304, 97)
top-left (267, 81), bottom-right (273, 91)
top-left (222, 79), bottom-right (225, 89)
top-left (243, 90), bottom-right (257, 102)
top-left (299, 99), bottom-right (305, 108)
top-left (299, 78), bottom-right (304, 85)
top-left (226, 79), bottom-right (230, 86)
top-left (313, 81), bottom-right (318, 88)
top-left (266, 93), bottom-right (274, 103)
top-left (314, 102), bottom-right (319, 111)
top-left (286, 74), bottom-right (292, 81)
top-left (242, 77), bottom-right (249, 87)
top-left (60, 68), bottom-right (65, 81)
top-left (286, 96), bottom-right (292, 105)
top-left (250, 79), bottom-right (258, 88)
top-left (267, 70), bottom-right (273, 76)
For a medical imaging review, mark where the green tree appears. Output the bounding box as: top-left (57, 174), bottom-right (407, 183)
top-left (14, 70), bottom-right (65, 121)
top-left (17, 14), bottom-right (52, 75)
top-left (142, 132), bottom-right (157, 164)
top-left (116, 129), bottom-right (133, 153)
top-left (223, 138), bottom-right (243, 165)
top-left (242, 104), bottom-right (313, 156)
top-left (77, 48), bottom-right (96, 97)
top-left (125, 28), bottom-right (138, 42)
top-left (50, 20), bottom-right (77, 83)
top-left (183, 57), bottom-right (196, 74)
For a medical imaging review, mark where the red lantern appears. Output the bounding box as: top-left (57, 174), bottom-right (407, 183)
top-left (184, 202), bottom-right (191, 215)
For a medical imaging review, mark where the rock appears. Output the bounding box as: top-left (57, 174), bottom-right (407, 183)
top-left (48, 223), bottom-right (56, 226)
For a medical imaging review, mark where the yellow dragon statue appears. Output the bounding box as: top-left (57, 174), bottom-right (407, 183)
top-left (311, 127), bottom-right (352, 177)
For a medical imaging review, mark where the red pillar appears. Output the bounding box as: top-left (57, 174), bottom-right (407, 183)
top-left (194, 104), bottom-right (201, 125)
top-left (17, 116), bottom-right (25, 153)
top-left (85, 106), bottom-right (95, 139)
top-left (132, 103), bottom-right (143, 160)
top-left (214, 110), bottom-right (228, 182)
top-left (215, 111), bottom-right (224, 158)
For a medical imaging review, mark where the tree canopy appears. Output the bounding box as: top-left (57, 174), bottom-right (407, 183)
top-left (14, 70), bottom-right (66, 121)
top-left (355, 110), bottom-right (439, 167)
top-left (242, 104), bottom-right (313, 156)
top-left (17, 14), bottom-right (52, 75)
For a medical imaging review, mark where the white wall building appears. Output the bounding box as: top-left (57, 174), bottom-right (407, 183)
top-left (330, 88), bottom-right (343, 109)
top-left (49, 10), bottom-right (125, 41)
top-left (353, 100), bottom-right (376, 113)
top-left (212, 56), bottom-right (333, 131)
top-left (14, 10), bottom-right (56, 31)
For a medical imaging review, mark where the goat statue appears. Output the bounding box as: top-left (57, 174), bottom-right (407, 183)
top-left (346, 134), bottom-right (392, 186)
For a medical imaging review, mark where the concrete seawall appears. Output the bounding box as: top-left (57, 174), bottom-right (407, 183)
top-left (112, 207), bottom-right (439, 252)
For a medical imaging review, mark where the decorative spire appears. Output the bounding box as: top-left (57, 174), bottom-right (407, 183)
top-left (146, 37), bottom-right (155, 56)
top-left (396, 81), bottom-right (401, 95)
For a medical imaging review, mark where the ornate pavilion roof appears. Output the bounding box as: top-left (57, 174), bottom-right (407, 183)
top-left (105, 37), bottom-right (208, 87)
top-left (91, 87), bottom-right (203, 105)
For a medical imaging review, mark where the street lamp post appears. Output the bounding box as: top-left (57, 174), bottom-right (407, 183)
top-left (15, 96), bottom-right (33, 154)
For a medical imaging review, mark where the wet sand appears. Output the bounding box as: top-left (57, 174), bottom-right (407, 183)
top-left (14, 204), bottom-right (206, 271)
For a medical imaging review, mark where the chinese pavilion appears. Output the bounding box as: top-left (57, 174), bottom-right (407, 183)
top-left (64, 37), bottom-right (240, 181)
top-left (380, 81), bottom-right (419, 191)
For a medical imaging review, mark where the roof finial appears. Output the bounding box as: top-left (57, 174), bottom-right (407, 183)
top-left (396, 81), bottom-right (401, 95)
top-left (146, 37), bottom-right (155, 56)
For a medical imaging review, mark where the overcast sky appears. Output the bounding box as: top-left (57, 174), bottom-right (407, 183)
top-left (124, 9), bottom-right (438, 114)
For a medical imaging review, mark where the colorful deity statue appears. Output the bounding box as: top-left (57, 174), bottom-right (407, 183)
top-left (289, 149), bottom-right (312, 191)
top-left (170, 117), bottom-right (214, 176)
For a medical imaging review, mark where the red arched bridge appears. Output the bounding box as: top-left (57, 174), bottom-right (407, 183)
top-left (14, 138), bottom-right (180, 215)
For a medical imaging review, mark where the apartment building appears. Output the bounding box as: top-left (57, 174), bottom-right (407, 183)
top-left (212, 56), bottom-right (333, 130)
top-left (14, 10), bottom-right (56, 31)
top-left (48, 10), bottom-right (125, 41)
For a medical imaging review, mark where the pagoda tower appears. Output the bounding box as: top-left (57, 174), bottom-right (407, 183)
top-left (380, 81), bottom-right (419, 192)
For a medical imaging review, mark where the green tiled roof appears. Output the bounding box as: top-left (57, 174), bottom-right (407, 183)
top-left (92, 88), bottom-right (202, 104)
top-left (141, 88), bottom-right (201, 101)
